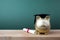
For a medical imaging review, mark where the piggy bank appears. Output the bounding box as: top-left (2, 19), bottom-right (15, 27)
top-left (34, 14), bottom-right (50, 35)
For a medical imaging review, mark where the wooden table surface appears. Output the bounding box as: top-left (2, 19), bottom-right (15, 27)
top-left (0, 30), bottom-right (60, 40)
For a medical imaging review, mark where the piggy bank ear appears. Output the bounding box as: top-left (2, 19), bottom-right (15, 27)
top-left (36, 16), bottom-right (41, 19)
top-left (45, 16), bottom-right (50, 20)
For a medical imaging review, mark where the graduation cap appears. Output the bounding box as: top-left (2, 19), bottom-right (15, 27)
top-left (34, 14), bottom-right (50, 24)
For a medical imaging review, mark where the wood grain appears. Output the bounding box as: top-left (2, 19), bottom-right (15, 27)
top-left (0, 30), bottom-right (60, 40)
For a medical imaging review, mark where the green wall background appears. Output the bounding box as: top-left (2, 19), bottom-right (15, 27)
top-left (0, 0), bottom-right (60, 29)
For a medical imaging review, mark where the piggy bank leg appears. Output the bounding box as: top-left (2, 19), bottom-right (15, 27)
top-left (34, 30), bottom-right (38, 34)
top-left (45, 32), bottom-right (48, 35)
top-left (35, 30), bottom-right (49, 35)
top-left (34, 30), bottom-right (40, 35)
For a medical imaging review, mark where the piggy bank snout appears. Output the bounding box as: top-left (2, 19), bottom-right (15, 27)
top-left (40, 25), bottom-right (48, 28)
top-left (41, 25), bottom-right (46, 27)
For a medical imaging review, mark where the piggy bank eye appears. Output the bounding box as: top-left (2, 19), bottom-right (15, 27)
top-left (45, 16), bottom-right (50, 20)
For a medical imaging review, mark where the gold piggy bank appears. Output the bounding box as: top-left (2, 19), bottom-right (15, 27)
top-left (34, 14), bottom-right (50, 35)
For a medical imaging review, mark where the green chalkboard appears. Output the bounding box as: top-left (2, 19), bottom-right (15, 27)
top-left (0, 0), bottom-right (60, 29)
